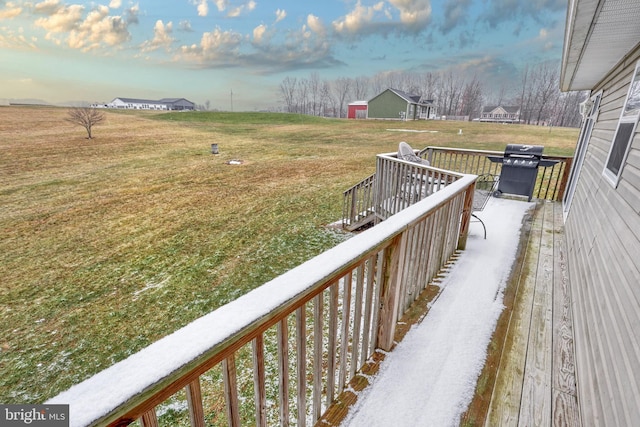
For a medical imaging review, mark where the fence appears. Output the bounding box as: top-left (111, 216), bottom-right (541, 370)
top-left (49, 176), bottom-right (477, 427)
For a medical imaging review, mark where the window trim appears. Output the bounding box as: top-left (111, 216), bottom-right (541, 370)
top-left (603, 61), bottom-right (640, 187)
top-left (563, 91), bottom-right (602, 219)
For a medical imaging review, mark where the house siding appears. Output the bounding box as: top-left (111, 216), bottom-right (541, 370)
top-left (565, 44), bottom-right (640, 426)
top-left (367, 90), bottom-right (408, 119)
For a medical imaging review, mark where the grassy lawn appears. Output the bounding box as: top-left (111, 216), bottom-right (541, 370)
top-left (0, 106), bottom-right (579, 404)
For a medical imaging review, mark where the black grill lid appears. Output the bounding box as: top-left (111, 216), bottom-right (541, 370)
top-left (504, 144), bottom-right (544, 157)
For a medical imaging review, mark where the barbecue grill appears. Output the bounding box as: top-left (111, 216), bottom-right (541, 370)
top-left (488, 144), bottom-right (557, 201)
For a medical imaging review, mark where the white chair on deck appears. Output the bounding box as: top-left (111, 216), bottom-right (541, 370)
top-left (396, 142), bottom-right (431, 203)
top-left (398, 141), bottom-right (430, 165)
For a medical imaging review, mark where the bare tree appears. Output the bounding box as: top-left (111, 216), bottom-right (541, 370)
top-left (419, 72), bottom-right (439, 102)
top-left (332, 77), bottom-right (351, 118)
top-left (532, 63), bottom-right (559, 125)
top-left (66, 107), bottom-right (105, 139)
top-left (460, 75), bottom-right (484, 118)
top-left (438, 71), bottom-right (465, 116)
top-left (279, 77), bottom-right (298, 113)
top-left (351, 76), bottom-right (370, 101)
top-left (308, 72), bottom-right (321, 116)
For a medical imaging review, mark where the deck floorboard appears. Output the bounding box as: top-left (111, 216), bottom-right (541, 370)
top-left (317, 201), bottom-right (580, 426)
top-left (487, 201), bottom-right (580, 427)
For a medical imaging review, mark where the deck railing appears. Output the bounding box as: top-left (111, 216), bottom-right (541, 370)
top-left (373, 152), bottom-right (463, 222)
top-left (421, 146), bottom-right (573, 201)
top-left (342, 151), bottom-right (463, 230)
top-left (342, 173), bottom-right (375, 230)
top-left (342, 146), bottom-right (572, 230)
top-left (49, 175), bottom-right (477, 427)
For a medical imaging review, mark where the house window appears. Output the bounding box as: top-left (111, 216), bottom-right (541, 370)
top-left (563, 91), bottom-right (602, 217)
top-left (603, 61), bottom-right (640, 186)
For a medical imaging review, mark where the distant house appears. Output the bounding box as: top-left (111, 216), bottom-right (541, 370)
top-left (347, 101), bottom-right (368, 119)
top-left (560, 0), bottom-right (640, 424)
top-left (95, 97), bottom-right (195, 111)
top-left (479, 106), bottom-right (521, 123)
top-left (367, 88), bottom-right (436, 120)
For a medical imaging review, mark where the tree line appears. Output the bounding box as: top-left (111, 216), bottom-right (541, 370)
top-left (279, 62), bottom-right (587, 128)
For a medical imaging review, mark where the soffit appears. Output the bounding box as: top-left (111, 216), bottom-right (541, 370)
top-left (560, 0), bottom-right (640, 91)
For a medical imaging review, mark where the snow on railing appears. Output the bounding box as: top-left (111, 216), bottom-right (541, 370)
top-left (48, 176), bottom-right (476, 427)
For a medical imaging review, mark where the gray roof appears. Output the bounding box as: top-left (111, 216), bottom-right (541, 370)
top-left (112, 97), bottom-right (193, 105)
top-left (386, 88), bottom-right (434, 106)
top-left (482, 105), bottom-right (520, 114)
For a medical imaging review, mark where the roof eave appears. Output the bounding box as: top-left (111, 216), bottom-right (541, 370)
top-left (560, 0), bottom-right (640, 92)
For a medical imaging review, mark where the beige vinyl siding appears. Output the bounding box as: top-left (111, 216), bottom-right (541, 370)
top-left (565, 44), bottom-right (640, 426)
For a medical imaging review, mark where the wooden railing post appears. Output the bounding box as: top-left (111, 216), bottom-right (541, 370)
top-left (140, 409), bottom-right (158, 427)
top-left (223, 356), bottom-right (241, 427)
top-left (458, 181), bottom-right (475, 250)
top-left (185, 379), bottom-right (205, 427)
top-left (557, 157), bottom-right (573, 200)
top-left (376, 234), bottom-right (407, 351)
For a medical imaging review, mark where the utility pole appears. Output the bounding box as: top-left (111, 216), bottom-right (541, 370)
top-left (230, 89), bottom-right (233, 112)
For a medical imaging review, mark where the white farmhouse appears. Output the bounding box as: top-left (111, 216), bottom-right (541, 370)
top-left (95, 97), bottom-right (195, 111)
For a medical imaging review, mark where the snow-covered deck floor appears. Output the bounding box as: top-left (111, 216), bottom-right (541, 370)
top-left (319, 198), bottom-right (579, 427)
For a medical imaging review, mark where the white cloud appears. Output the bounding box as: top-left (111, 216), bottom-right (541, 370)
top-left (228, 1), bottom-right (256, 18)
top-left (388, 0), bottom-right (432, 29)
top-left (0, 26), bottom-right (37, 49)
top-left (178, 20), bottom-right (193, 32)
top-left (33, 0), bottom-right (63, 15)
top-left (214, 0), bottom-right (228, 12)
top-left (109, 0), bottom-right (121, 9)
top-left (64, 5), bottom-right (131, 51)
top-left (332, 1), bottom-right (385, 35)
top-left (252, 23), bottom-right (267, 43)
top-left (0, 1), bottom-right (22, 19)
top-left (141, 20), bottom-right (174, 52)
top-left (178, 27), bottom-right (243, 63)
top-left (34, 3), bottom-right (84, 33)
top-left (125, 4), bottom-right (138, 24)
top-left (332, 0), bottom-right (432, 38)
top-left (306, 14), bottom-right (325, 36)
top-left (196, 0), bottom-right (208, 17)
top-left (275, 8), bottom-right (286, 23)
top-left (201, 27), bottom-right (242, 51)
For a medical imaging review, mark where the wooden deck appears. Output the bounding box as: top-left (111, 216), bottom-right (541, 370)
top-left (318, 200), bottom-right (581, 427)
top-left (485, 200), bottom-right (581, 426)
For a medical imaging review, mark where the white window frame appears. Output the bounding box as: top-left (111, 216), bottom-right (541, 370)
top-left (563, 91), bottom-right (602, 219)
top-left (603, 61), bottom-right (640, 187)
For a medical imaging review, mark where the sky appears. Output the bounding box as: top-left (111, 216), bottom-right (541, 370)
top-left (0, 0), bottom-right (567, 111)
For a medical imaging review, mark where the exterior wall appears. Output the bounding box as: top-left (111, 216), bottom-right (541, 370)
top-left (564, 44), bottom-right (640, 425)
top-left (106, 98), bottom-right (193, 110)
top-left (108, 99), bottom-right (168, 110)
top-left (348, 104), bottom-right (367, 119)
top-left (170, 99), bottom-right (195, 110)
top-left (367, 90), bottom-right (408, 120)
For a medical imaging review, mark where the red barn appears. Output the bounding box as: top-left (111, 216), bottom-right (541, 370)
top-left (347, 101), bottom-right (368, 119)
